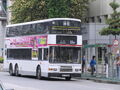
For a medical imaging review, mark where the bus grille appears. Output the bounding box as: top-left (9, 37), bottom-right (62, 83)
top-left (60, 66), bottom-right (72, 72)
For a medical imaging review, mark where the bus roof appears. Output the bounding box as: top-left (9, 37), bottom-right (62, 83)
top-left (7, 18), bottom-right (81, 27)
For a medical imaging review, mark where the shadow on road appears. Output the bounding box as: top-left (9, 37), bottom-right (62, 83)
top-left (7, 74), bottom-right (76, 81)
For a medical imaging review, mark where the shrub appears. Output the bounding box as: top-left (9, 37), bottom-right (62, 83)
top-left (0, 57), bottom-right (4, 63)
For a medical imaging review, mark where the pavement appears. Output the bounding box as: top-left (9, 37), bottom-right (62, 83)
top-left (79, 73), bottom-right (120, 84)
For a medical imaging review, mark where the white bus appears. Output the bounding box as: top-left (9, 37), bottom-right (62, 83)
top-left (4, 18), bottom-right (82, 80)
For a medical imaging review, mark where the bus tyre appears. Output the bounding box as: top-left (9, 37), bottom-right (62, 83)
top-left (36, 67), bottom-right (42, 80)
top-left (15, 65), bottom-right (19, 76)
top-left (65, 77), bottom-right (71, 81)
top-left (9, 64), bottom-right (14, 76)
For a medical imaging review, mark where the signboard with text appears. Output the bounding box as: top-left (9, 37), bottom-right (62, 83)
top-left (6, 35), bottom-right (47, 48)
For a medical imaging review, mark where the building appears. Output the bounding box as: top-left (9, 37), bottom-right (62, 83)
top-left (87, 0), bottom-right (120, 23)
top-left (81, 0), bottom-right (120, 78)
top-left (82, 0), bottom-right (120, 60)
top-left (0, 0), bottom-right (7, 57)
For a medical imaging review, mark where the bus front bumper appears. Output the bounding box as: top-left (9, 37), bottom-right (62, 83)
top-left (48, 73), bottom-right (81, 78)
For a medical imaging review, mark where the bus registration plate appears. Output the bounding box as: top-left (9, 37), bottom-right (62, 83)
top-left (62, 74), bottom-right (70, 77)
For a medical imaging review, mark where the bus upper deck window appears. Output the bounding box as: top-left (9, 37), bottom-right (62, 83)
top-left (63, 21), bottom-right (67, 26)
top-left (67, 21), bottom-right (70, 26)
top-left (52, 21), bottom-right (55, 25)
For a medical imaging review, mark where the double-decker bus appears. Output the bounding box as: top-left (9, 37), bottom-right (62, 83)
top-left (4, 18), bottom-right (82, 80)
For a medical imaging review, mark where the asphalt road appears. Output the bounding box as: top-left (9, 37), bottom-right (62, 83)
top-left (0, 72), bottom-right (120, 90)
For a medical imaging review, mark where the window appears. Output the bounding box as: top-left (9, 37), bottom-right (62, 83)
top-left (43, 48), bottom-right (48, 60)
top-left (67, 21), bottom-right (70, 26)
top-left (0, 84), bottom-right (3, 90)
top-left (56, 35), bottom-right (77, 45)
top-left (63, 21), bottom-right (67, 26)
top-left (104, 15), bottom-right (108, 21)
top-left (97, 16), bottom-right (102, 23)
top-left (6, 28), bottom-right (9, 37)
top-left (22, 25), bottom-right (30, 35)
top-left (7, 49), bottom-right (32, 60)
top-left (91, 17), bottom-right (95, 23)
top-left (38, 48), bottom-right (42, 60)
top-left (38, 48), bottom-right (48, 60)
top-left (6, 22), bottom-right (50, 37)
top-left (52, 21), bottom-right (55, 25)
top-left (50, 20), bottom-right (81, 35)
top-left (49, 47), bottom-right (81, 64)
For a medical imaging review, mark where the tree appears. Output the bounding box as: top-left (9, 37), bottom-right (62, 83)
top-left (100, 1), bottom-right (120, 38)
top-left (10, 0), bottom-right (89, 23)
top-left (69, 0), bottom-right (89, 22)
top-left (10, 0), bottom-right (48, 23)
top-left (47, 0), bottom-right (69, 18)
top-left (47, 0), bottom-right (89, 20)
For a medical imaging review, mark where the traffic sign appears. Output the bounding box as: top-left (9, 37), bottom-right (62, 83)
top-left (113, 39), bottom-right (119, 46)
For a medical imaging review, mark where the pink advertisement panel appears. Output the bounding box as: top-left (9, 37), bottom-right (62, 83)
top-left (6, 35), bottom-right (47, 48)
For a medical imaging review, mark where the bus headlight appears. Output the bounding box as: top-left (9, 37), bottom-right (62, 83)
top-left (48, 68), bottom-right (57, 71)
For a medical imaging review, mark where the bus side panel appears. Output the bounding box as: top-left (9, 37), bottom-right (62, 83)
top-left (3, 60), bottom-right (50, 77)
top-left (40, 61), bottom-right (49, 77)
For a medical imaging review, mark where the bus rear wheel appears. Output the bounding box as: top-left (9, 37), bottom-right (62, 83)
top-left (9, 64), bottom-right (14, 76)
top-left (15, 65), bottom-right (19, 76)
top-left (36, 67), bottom-right (42, 80)
top-left (65, 77), bottom-right (71, 81)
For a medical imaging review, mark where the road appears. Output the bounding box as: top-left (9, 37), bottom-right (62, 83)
top-left (0, 72), bottom-right (120, 90)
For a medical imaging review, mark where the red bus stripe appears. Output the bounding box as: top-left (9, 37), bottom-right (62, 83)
top-left (47, 44), bottom-right (82, 47)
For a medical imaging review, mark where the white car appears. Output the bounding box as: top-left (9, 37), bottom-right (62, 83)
top-left (0, 81), bottom-right (14, 90)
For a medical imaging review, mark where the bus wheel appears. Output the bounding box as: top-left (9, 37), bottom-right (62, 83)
top-left (15, 65), bottom-right (19, 76)
top-left (9, 64), bottom-right (14, 76)
top-left (65, 77), bottom-right (71, 81)
top-left (36, 67), bottom-right (42, 80)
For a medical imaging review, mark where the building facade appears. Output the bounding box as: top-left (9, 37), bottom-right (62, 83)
top-left (87, 0), bottom-right (120, 23)
top-left (82, 0), bottom-right (120, 78)
top-left (83, 0), bottom-right (120, 60)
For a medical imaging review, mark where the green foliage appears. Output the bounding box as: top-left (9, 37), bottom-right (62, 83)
top-left (47, 0), bottom-right (69, 18)
top-left (10, 0), bottom-right (48, 23)
top-left (69, 0), bottom-right (89, 21)
top-left (100, 1), bottom-right (120, 36)
top-left (10, 0), bottom-right (89, 23)
top-left (47, 0), bottom-right (89, 20)
top-left (0, 57), bottom-right (4, 63)
top-left (109, 1), bottom-right (120, 11)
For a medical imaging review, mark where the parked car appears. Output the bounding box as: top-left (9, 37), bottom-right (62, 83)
top-left (0, 81), bottom-right (14, 90)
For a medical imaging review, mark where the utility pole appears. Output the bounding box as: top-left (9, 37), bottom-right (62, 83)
top-left (0, 0), bottom-right (7, 57)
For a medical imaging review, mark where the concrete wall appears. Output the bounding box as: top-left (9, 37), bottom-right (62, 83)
top-left (82, 23), bottom-right (111, 45)
top-left (89, 0), bottom-right (120, 17)
top-left (82, 23), bottom-right (115, 61)
top-left (88, 0), bottom-right (120, 23)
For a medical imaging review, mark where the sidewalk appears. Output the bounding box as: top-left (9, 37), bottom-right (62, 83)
top-left (80, 73), bottom-right (120, 84)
